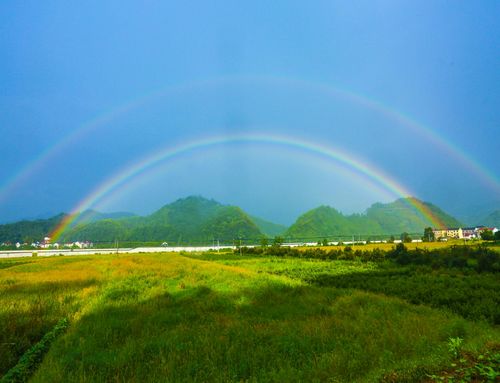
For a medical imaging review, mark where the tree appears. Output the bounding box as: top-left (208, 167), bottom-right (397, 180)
top-left (273, 236), bottom-right (284, 247)
top-left (260, 237), bottom-right (269, 248)
top-left (390, 242), bottom-right (408, 262)
top-left (23, 236), bottom-right (35, 248)
top-left (400, 232), bottom-right (412, 243)
top-left (480, 229), bottom-right (494, 241)
top-left (494, 231), bottom-right (500, 241)
top-left (423, 227), bottom-right (435, 242)
top-left (388, 235), bottom-right (395, 243)
top-left (322, 238), bottom-right (329, 246)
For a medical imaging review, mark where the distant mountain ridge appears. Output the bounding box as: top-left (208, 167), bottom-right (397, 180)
top-left (0, 196), bottom-right (466, 244)
top-left (249, 215), bottom-right (287, 237)
top-left (285, 198), bottom-right (462, 240)
top-left (69, 210), bottom-right (137, 227)
top-left (446, 199), bottom-right (500, 226)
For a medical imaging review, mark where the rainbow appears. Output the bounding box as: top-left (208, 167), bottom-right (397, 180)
top-left (1, 75), bottom-right (498, 205)
top-left (50, 133), bottom-right (447, 241)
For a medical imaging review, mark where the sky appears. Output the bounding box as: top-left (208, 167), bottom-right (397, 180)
top-left (0, 0), bottom-right (499, 225)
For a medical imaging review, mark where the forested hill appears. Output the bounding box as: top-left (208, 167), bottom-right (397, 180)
top-left (1, 196), bottom-right (464, 244)
top-left (365, 198), bottom-right (462, 233)
top-left (285, 198), bottom-right (462, 240)
top-left (0, 214), bottom-right (66, 243)
top-left (58, 196), bottom-right (264, 243)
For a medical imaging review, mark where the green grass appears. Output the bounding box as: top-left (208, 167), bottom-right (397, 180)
top-left (1, 252), bottom-right (499, 382)
top-left (184, 252), bottom-right (500, 324)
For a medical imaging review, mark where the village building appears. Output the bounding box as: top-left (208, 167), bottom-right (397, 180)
top-left (433, 226), bottom-right (498, 240)
top-left (462, 227), bottom-right (476, 238)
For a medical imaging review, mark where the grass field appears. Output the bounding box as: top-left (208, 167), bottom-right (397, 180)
top-left (1, 250), bottom-right (499, 382)
top-left (186, 252), bottom-right (500, 324)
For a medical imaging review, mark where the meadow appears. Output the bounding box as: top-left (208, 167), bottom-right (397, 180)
top-left (0, 247), bottom-right (499, 382)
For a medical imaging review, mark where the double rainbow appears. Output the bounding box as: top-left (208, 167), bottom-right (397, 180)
top-left (1, 75), bottom-right (498, 206)
top-left (50, 133), bottom-right (447, 241)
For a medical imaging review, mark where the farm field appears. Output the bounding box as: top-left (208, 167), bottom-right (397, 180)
top-left (186, 250), bottom-right (500, 324)
top-left (299, 239), bottom-right (495, 252)
top-left (1, 249), bottom-right (499, 382)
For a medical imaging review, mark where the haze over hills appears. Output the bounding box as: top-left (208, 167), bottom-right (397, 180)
top-left (446, 199), bottom-right (500, 227)
top-left (0, 195), bottom-right (480, 244)
top-left (480, 210), bottom-right (500, 228)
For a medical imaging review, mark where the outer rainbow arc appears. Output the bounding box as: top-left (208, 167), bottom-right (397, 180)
top-left (50, 134), bottom-right (447, 241)
top-left (0, 77), bottom-right (227, 204)
top-left (0, 105), bottom-right (134, 203)
top-left (2, 75), bottom-right (498, 207)
top-left (257, 75), bottom-right (499, 193)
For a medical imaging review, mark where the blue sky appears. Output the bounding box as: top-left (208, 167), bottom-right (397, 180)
top-left (0, 1), bottom-right (499, 224)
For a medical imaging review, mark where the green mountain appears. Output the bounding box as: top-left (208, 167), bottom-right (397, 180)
top-left (285, 206), bottom-right (381, 240)
top-left (0, 196), bottom-right (464, 245)
top-left (286, 197), bottom-right (462, 240)
top-left (60, 196), bottom-right (263, 244)
top-left (249, 215), bottom-right (287, 237)
top-left (365, 198), bottom-right (462, 233)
